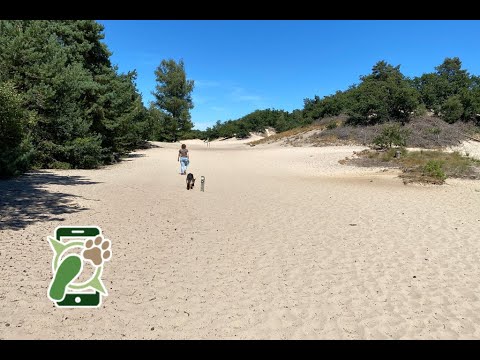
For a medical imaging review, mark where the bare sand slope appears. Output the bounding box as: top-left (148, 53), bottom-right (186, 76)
top-left (449, 140), bottom-right (480, 160)
top-left (1, 140), bottom-right (480, 339)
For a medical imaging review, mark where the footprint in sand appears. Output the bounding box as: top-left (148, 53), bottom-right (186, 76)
top-left (83, 236), bottom-right (112, 266)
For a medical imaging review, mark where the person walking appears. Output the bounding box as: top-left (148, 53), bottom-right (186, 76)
top-left (178, 143), bottom-right (190, 175)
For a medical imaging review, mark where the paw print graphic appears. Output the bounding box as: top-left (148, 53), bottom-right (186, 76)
top-left (82, 236), bottom-right (111, 266)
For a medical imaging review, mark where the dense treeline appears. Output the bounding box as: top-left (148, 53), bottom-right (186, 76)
top-left (202, 57), bottom-right (480, 140)
top-left (0, 20), bottom-right (152, 176)
top-left (2, 21), bottom-right (479, 177)
top-left (202, 109), bottom-right (307, 140)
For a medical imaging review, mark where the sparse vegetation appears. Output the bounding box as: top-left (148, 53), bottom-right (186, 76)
top-left (248, 124), bottom-right (324, 146)
top-left (430, 127), bottom-right (442, 141)
top-left (285, 116), bottom-right (476, 149)
top-left (344, 148), bottom-right (480, 185)
top-left (326, 120), bottom-right (338, 130)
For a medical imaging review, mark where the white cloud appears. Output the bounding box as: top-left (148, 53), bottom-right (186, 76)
top-left (195, 80), bottom-right (221, 88)
top-left (193, 94), bottom-right (210, 105)
top-left (230, 87), bottom-right (263, 103)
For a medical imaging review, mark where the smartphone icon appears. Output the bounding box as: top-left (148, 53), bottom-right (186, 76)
top-left (54, 226), bottom-right (102, 308)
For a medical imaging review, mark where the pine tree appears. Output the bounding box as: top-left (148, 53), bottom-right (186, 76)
top-left (152, 59), bottom-right (194, 142)
top-left (0, 20), bottom-right (148, 171)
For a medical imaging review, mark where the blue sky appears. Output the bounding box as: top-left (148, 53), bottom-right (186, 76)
top-left (98, 20), bottom-right (480, 130)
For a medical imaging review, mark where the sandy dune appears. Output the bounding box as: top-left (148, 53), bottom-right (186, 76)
top-left (1, 139), bottom-right (480, 339)
top-left (449, 140), bottom-right (480, 160)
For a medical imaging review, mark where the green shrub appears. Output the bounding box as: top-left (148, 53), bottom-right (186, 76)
top-left (235, 128), bottom-right (250, 139)
top-left (373, 123), bottom-right (410, 149)
top-left (414, 103), bottom-right (427, 117)
top-left (441, 95), bottom-right (464, 124)
top-left (65, 136), bottom-right (103, 169)
top-left (50, 161), bottom-right (72, 170)
top-left (0, 137), bottom-right (36, 177)
top-left (326, 120), bottom-right (338, 130)
top-left (423, 160), bottom-right (446, 181)
top-left (429, 127), bottom-right (442, 141)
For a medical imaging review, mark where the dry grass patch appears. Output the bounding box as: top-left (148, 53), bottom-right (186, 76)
top-left (343, 148), bottom-right (480, 185)
top-left (307, 117), bottom-right (478, 148)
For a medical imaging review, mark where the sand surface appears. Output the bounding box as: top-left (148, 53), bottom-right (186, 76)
top-left (1, 139), bottom-right (480, 339)
top-left (448, 140), bottom-right (480, 160)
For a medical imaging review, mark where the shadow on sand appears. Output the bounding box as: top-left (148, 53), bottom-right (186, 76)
top-left (0, 171), bottom-right (100, 231)
top-left (125, 153), bottom-right (146, 159)
top-left (138, 142), bottom-right (162, 149)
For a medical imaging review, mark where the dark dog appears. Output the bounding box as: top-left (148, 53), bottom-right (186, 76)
top-left (186, 173), bottom-right (195, 190)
